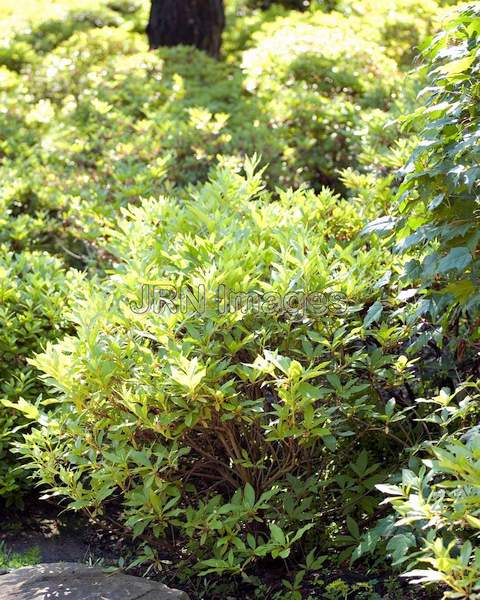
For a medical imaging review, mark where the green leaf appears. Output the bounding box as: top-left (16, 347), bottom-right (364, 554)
top-left (244, 483), bottom-right (255, 509)
top-left (269, 523), bottom-right (286, 545)
top-left (363, 301), bottom-right (383, 328)
top-left (438, 247), bottom-right (472, 274)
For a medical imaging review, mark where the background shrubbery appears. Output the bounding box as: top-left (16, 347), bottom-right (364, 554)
top-left (0, 0), bottom-right (445, 263)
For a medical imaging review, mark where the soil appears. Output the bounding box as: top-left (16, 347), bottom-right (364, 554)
top-left (0, 498), bottom-right (121, 565)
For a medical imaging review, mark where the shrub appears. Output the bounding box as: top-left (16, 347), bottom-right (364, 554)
top-left (241, 11), bottom-right (402, 189)
top-left (336, 0), bottom-right (445, 66)
top-left (0, 24), bottom-right (281, 260)
top-left (2, 0), bottom-right (474, 594)
top-left (391, 5), bottom-right (480, 316)
top-left (16, 165), bottom-right (421, 575)
top-left (0, 249), bottom-right (80, 500)
top-left (16, 7), bottom-right (125, 55)
top-left (0, 2), bottom-right (144, 72)
top-left (242, 13), bottom-right (399, 102)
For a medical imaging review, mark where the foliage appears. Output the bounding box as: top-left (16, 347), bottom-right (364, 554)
top-left (0, 0), bottom-right (477, 598)
top-left (392, 5), bottom-right (480, 312)
top-left (0, 249), bottom-right (80, 499)
top-left (0, 12), bottom-right (279, 259)
top-left (0, 0), bottom-right (443, 264)
top-left (359, 6), bottom-right (480, 599)
top-left (241, 11), bottom-right (402, 189)
top-left (336, 0), bottom-right (448, 65)
top-left (374, 385), bottom-right (480, 599)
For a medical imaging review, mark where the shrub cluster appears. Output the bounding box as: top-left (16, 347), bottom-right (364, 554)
top-left (241, 11), bottom-right (402, 189)
top-left (0, 0), bottom-right (448, 264)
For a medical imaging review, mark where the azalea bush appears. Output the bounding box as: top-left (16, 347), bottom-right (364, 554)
top-left (241, 11), bottom-right (402, 189)
top-left (336, 0), bottom-right (447, 65)
top-left (0, 7), bottom-right (278, 260)
top-left (16, 164), bottom-right (424, 577)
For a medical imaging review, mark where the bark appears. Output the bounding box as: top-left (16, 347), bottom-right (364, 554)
top-left (147, 0), bottom-right (225, 59)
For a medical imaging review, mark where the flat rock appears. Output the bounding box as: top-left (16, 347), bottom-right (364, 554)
top-left (0, 562), bottom-right (189, 600)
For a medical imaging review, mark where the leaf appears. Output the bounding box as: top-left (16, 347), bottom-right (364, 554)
top-left (363, 301), bottom-right (383, 328)
top-left (464, 167), bottom-right (480, 191)
top-left (264, 350), bottom-right (291, 375)
top-left (423, 100), bottom-right (452, 114)
top-left (374, 270), bottom-right (392, 289)
top-left (362, 217), bottom-right (397, 236)
top-left (297, 382), bottom-right (326, 401)
top-left (387, 533), bottom-right (415, 564)
top-left (438, 247), bottom-right (472, 274)
top-left (269, 523), bottom-right (286, 545)
top-left (322, 435), bottom-right (337, 451)
top-left (401, 569), bottom-right (445, 583)
top-left (243, 483), bottom-right (255, 509)
top-left (326, 373), bottom-right (341, 390)
top-left (444, 279), bottom-right (476, 303)
top-left (1, 398), bottom-right (40, 420)
top-left (460, 540), bottom-right (472, 566)
top-left (441, 55), bottom-right (475, 76)
top-left (465, 515), bottom-right (480, 529)
top-left (427, 193), bottom-right (445, 210)
top-left (397, 288), bottom-right (418, 302)
top-left (376, 484), bottom-right (403, 496)
top-left (346, 516), bottom-right (360, 539)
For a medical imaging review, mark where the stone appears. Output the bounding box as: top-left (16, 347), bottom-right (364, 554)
top-left (0, 562), bottom-right (189, 600)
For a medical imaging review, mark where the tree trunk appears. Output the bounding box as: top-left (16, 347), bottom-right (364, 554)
top-left (146, 0), bottom-right (225, 59)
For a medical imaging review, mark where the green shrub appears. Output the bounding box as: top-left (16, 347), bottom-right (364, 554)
top-left (336, 0), bottom-right (444, 66)
top-left (242, 13), bottom-right (399, 101)
top-left (0, 249), bottom-right (80, 500)
top-left (19, 7), bottom-right (125, 54)
top-left (241, 11), bottom-right (402, 189)
top-left (0, 39), bottom-right (38, 72)
top-left (15, 164), bottom-right (422, 574)
top-left (0, 22), bottom-right (282, 259)
top-left (0, 2), bottom-right (144, 71)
